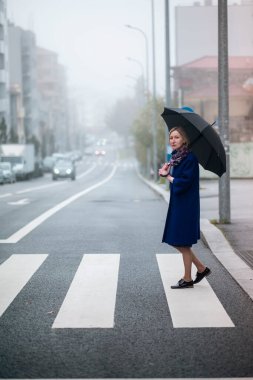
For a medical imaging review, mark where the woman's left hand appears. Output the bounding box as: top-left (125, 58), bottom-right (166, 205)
top-left (167, 175), bottom-right (174, 183)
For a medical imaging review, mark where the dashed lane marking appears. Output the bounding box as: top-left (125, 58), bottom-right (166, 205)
top-left (0, 165), bottom-right (117, 244)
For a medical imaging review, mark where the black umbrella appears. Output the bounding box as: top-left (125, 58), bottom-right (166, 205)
top-left (161, 107), bottom-right (226, 177)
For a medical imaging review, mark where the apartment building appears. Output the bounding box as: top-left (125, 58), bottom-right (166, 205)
top-left (175, 1), bottom-right (253, 65)
top-left (37, 47), bottom-right (69, 155)
top-left (0, 0), bottom-right (9, 135)
top-left (8, 23), bottom-right (39, 142)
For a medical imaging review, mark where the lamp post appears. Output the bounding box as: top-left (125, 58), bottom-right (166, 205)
top-left (126, 75), bottom-right (145, 106)
top-left (126, 56), bottom-right (145, 78)
top-left (126, 57), bottom-right (145, 107)
top-left (164, 0), bottom-right (171, 164)
top-left (218, 0), bottom-right (230, 223)
top-left (151, 0), bottom-right (158, 181)
top-left (125, 24), bottom-right (149, 99)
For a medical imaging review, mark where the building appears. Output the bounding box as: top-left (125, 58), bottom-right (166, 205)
top-left (0, 0), bottom-right (10, 136)
top-left (8, 23), bottom-right (39, 143)
top-left (8, 23), bottom-right (24, 142)
top-left (37, 47), bottom-right (69, 156)
top-left (175, 1), bottom-right (253, 65)
top-left (21, 29), bottom-right (39, 140)
top-left (173, 56), bottom-right (253, 142)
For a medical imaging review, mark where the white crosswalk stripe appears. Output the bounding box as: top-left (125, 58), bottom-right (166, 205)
top-left (0, 253), bottom-right (236, 329)
top-left (0, 254), bottom-right (48, 317)
top-left (156, 254), bottom-right (235, 328)
top-left (52, 254), bottom-right (120, 328)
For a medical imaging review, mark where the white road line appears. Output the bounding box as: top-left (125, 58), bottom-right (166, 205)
top-left (156, 254), bottom-right (235, 328)
top-left (0, 165), bottom-right (117, 244)
top-left (0, 193), bottom-right (12, 199)
top-left (0, 254), bottom-right (48, 317)
top-left (8, 198), bottom-right (30, 206)
top-left (52, 254), bottom-right (120, 328)
top-left (16, 164), bottom-right (97, 194)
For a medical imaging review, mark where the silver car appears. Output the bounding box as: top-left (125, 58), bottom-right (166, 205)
top-left (0, 162), bottom-right (16, 183)
top-left (52, 159), bottom-right (76, 181)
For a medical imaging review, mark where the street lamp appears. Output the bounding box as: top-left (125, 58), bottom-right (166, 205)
top-left (126, 56), bottom-right (145, 78)
top-left (125, 75), bottom-right (145, 107)
top-left (125, 24), bottom-right (149, 99)
top-left (126, 58), bottom-right (145, 105)
top-left (151, 0), bottom-right (158, 181)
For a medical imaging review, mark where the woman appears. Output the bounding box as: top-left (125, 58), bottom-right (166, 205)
top-left (159, 127), bottom-right (211, 289)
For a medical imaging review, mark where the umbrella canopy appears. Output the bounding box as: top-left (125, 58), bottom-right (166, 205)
top-left (161, 107), bottom-right (226, 177)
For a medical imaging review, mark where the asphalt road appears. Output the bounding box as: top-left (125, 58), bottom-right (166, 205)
top-left (0, 150), bottom-right (253, 378)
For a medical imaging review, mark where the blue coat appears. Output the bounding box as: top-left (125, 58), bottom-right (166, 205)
top-left (162, 152), bottom-right (200, 247)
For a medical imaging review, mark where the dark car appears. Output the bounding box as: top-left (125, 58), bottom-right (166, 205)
top-left (52, 159), bottom-right (76, 181)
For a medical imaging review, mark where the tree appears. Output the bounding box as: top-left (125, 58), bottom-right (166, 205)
top-left (9, 128), bottom-right (19, 143)
top-left (0, 118), bottom-right (7, 144)
top-left (132, 97), bottom-right (166, 175)
top-left (26, 134), bottom-right (41, 156)
top-left (106, 97), bottom-right (140, 144)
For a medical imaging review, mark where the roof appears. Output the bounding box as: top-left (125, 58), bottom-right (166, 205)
top-left (185, 83), bottom-right (251, 99)
top-left (178, 56), bottom-right (253, 70)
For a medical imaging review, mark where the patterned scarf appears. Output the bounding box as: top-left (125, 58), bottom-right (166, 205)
top-left (169, 145), bottom-right (190, 167)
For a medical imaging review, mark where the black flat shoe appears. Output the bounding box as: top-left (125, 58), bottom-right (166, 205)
top-left (193, 267), bottom-right (211, 284)
top-left (171, 279), bottom-right (194, 289)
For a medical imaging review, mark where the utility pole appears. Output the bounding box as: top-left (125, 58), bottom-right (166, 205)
top-left (164, 0), bottom-right (171, 163)
top-left (151, 0), bottom-right (158, 181)
top-left (218, 0), bottom-right (231, 223)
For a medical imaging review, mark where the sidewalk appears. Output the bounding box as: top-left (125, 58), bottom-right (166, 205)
top-left (139, 174), bottom-right (253, 301)
top-left (200, 179), bottom-right (253, 270)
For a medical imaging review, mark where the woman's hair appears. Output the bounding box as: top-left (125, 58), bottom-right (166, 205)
top-left (169, 126), bottom-right (189, 146)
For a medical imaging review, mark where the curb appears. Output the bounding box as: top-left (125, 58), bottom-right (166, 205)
top-left (137, 171), bottom-right (253, 301)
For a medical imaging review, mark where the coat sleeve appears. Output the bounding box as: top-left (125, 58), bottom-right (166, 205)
top-left (171, 156), bottom-right (198, 195)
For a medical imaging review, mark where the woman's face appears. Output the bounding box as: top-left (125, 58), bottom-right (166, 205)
top-left (169, 130), bottom-right (185, 150)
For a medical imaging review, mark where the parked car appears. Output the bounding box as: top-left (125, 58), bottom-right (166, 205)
top-left (0, 162), bottom-right (16, 183)
top-left (0, 168), bottom-right (4, 185)
top-left (52, 159), bottom-right (76, 181)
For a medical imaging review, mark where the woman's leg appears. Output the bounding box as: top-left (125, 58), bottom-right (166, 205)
top-left (175, 247), bottom-right (206, 281)
top-left (191, 252), bottom-right (206, 273)
top-left (174, 246), bottom-right (193, 282)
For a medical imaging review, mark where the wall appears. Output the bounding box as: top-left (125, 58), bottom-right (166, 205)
top-left (200, 142), bottom-right (253, 178)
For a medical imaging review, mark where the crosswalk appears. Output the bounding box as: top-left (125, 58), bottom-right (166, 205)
top-left (0, 253), bottom-right (235, 329)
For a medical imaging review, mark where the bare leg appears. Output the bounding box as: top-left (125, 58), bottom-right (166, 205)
top-left (192, 252), bottom-right (206, 273)
top-left (175, 246), bottom-right (206, 281)
top-left (174, 246), bottom-right (193, 282)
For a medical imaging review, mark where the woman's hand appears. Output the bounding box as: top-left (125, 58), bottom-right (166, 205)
top-left (167, 174), bottom-right (174, 183)
top-left (158, 163), bottom-right (170, 177)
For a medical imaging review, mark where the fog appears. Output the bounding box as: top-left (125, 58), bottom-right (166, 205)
top-left (8, 0), bottom-right (167, 119)
top-left (6, 0), bottom-right (249, 146)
